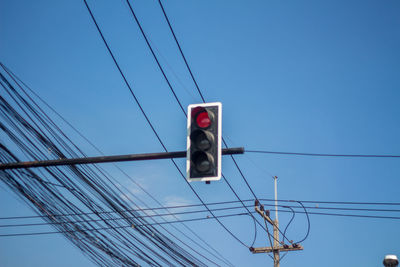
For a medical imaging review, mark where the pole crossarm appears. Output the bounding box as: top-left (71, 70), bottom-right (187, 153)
top-left (250, 245), bottom-right (304, 254)
top-left (255, 206), bottom-right (274, 225)
top-left (0, 147), bottom-right (244, 170)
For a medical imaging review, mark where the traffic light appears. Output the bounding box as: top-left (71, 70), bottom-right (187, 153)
top-left (187, 102), bottom-right (222, 182)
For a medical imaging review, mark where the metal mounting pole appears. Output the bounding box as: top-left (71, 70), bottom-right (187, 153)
top-left (274, 176), bottom-right (278, 221)
top-left (0, 147), bottom-right (244, 170)
top-left (273, 176), bottom-right (280, 267)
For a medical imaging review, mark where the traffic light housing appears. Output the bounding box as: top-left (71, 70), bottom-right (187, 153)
top-left (187, 102), bottom-right (222, 182)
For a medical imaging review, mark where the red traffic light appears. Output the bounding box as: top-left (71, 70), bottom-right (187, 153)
top-left (196, 111), bottom-right (211, 128)
top-left (192, 107), bottom-right (212, 129)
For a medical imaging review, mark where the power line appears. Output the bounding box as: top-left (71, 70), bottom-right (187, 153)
top-left (4, 200), bottom-right (400, 230)
top-left (3, 206), bottom-right (400, 238)
top-left (260, 198), bottom-right (400, 206)
top-left (151, 0), bottom-right (278, 246)
top-left (1, 60), bottom-right (231, 266)
top-left (246, 150), bottom-right (400, 158)
top-left (156, 0), bottom-right (206, 103)
top-left (124, 0), bottom-right (186, 116)
top-left (0, 199), bottom-right (252, 220)
top-left (0, 63), bottom-right (233, 267)
top-left (84, 0), bottom-right (265, 251)
top-left (1, 62), bottom-right (209, 267)
top-left (282, 206), bottom-right (295, 243)
top-left (156, 0), bottom-right (259, 206)
top-left (0, 204), bottom-right (255, 228)
top-left (294, 201), bottom-right (310, 244)
top-left (0, 212), bottom-right (250, 237)
top-left (83, 0), bottom-right (251, 250)
top-left (275, 209), bottom-right (400, 220)
top-left (3, 197), bottom-right (400, 221)
top-left (156, 1), bottom-right (290, 247)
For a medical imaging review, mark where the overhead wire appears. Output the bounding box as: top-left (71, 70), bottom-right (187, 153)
top-left (155, 0), bottom-right (259, 200)
top-left (276, 210), bottom-right (400, 220)
top-left (155, 1), bottom-right (400, 252)
top-left (0, 198), bottom-right (252, 220)
top-left (82, 0), bottom-right (253, 251)
top-left (0, 62), bottom-right (232, 266)
top-left (3, 205), bottom-right (400, 239)
top-left (294, 201), bottom-right (310, 244)
top-left (156, 0), bottom-right (206, 103)
top-left (0, 204), bottom-right (258, 228)
top-left (260, 198), bottom-right (400, 206)
top-left (278, 206), bottom-right (295, 263)
top-left (3, 199), bottom-right (400, 232)
top-left (2, 197), bottom-right (400, 221)
top-left (0, 64), bottom-right (208, 266)
top-left (0, 211), bottom-right (252, 238)
top-left (262, 215), bottom-right (274, 260)
top-left (3, 2), bottom-right (397, 258)
top-left (121, 0), bottom-right (258, 247)
top-left (124, 0), bottom-right (186, 117)
top-left (246, 150), bottom-right (400, 158)
top-left (282, 206), bottom-right (295, 242)
top-left (154, 0), bottom-right (292, 246)
top-left (124, 0), bottom-right (274, 248)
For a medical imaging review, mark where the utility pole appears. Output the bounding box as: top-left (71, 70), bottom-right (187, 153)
top-left (250, 176), bottom-right (303, 266)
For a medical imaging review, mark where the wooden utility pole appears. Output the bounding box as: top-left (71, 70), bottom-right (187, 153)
top-left (272, 218), bottom-right (280, 266)
top-left (250, 176), bottom-right (303, 266)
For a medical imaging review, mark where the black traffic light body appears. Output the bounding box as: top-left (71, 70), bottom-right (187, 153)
top-left (187, 102), bottom-right (222, 182)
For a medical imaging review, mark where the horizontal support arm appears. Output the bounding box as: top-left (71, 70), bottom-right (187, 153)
top-left (0, 147), bottom-right (244, 170)
top-left (255, 206), bottom-right (274, 225)
top-left (250, 245), bottom-right (304, 254)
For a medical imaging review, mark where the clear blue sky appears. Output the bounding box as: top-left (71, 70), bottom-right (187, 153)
top-left (1, 0), bottom-right (400, 266)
